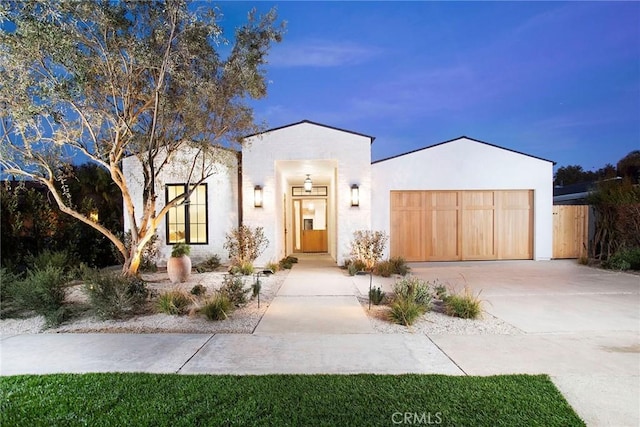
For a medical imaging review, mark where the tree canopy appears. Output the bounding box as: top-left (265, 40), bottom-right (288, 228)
top-left (0, 0), bottom-right (285, 275)
top-left (554, 151), bottom-right (639, 187)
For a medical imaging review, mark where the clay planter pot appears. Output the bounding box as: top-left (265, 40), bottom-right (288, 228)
top-left (167, 255), bottom-right (192, 284)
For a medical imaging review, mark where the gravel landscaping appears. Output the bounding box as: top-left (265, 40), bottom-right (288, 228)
top-left (1, 268), bottom-right (522, 336)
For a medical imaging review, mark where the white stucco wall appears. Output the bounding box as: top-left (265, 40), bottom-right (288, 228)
top-left (242, 121), bottom-right (373, 266)
top-left (371, 137), bottom-right (554, 261)
top-left (122, 146), bottom-right (239, 266)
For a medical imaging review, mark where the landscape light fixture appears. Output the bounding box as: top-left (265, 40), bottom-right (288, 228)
top-left (304, 174), bottom-right (312, 192)
top-left (254, 185), bottom-right (263, 207)
top-left (351, 184), bottom-right (360, 207)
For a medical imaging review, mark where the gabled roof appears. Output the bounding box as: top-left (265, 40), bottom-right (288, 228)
top-left (243, 119), bottom-right (376, 143)
top-left (372, 135), bottom-right (555, 165)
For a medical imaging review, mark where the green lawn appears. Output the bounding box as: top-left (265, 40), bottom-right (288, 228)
top-left (1, 373), bottom-right (584, 426)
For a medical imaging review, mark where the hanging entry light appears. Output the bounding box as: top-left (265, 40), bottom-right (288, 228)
top-left (304, 174), bottom-right (313, 192)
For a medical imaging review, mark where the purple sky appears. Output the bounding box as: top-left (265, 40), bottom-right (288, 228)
top-left (219, 1), bottom-right (639, 172)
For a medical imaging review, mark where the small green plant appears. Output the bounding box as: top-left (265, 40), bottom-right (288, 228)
top-left (434, 282), bottom-right (449, 301)
top-left (171, 242), bottom-right (191, 257)
top-left (229, 261), bottom-right (254, 275)
top-left (369, 286), bottom-right (385, 305)
top-left (195, 255), bottom-right (221, 273)
top-left (389, 296), bottom-right (424, 326)
top-left (346, 259), bottom-right (366, 276)
top-left (388, 256), bottom-right (409, 276)
top-left (200, 293), bottom-right (233, 321)
top-left (604, 247), bottom-right (640, 271)
top-left (443, 286), bottom-right (483, 319)
top-left (265, 261), bottom-right (279, 273)
top-left (156, 289), bottom-right (192, 315)
top-left (278, 256), bottom-right (298, 270)
top-left (577, 255), bottom-right (589, 265)
top-left (83, 270), bottom-right (149, 320)
top-left (10, 265), bottom-right (69, 326)
top-left (219, 275), bottom-right (250, 307)
top-left (252, 277), bottom-right (262, 298)
top-left (393, 276), bottom-right (432, 309)
top-left (190, 284), bottom-right (206, 296)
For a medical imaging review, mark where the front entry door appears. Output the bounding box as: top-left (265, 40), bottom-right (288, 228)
top-left (294, 199), bottom-right (328, 253)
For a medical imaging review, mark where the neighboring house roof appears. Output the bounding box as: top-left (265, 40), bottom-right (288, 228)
top-left (372, 135), bottom-right (555, 165)
top-left (553, 177), bottom-right (623, 204)
top-left (243, 119), bottom-right (376, 143)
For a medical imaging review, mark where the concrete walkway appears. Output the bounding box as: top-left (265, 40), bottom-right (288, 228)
top-left (1, 258), bottom-right (638, 426)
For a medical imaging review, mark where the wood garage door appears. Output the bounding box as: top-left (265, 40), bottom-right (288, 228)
top-left (390, 190), bottom-right (533, 261)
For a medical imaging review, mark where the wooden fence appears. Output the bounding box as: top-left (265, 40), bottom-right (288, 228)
top-left (552, 205), bottom-right (590, 259)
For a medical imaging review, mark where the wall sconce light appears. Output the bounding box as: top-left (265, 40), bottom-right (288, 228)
top-left (351, 184), bottom-right (360, 207)
top-left (254, 185), bottom-right (263, 207)
top-left (304, 174), bottom-right (313, 192)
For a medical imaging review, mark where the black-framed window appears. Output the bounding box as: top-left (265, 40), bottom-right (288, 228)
top-left (165, 184), bottom-right (208, 244)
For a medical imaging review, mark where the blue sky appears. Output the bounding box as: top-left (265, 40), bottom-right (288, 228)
top-left (218, 1), bottom-right (639, 172)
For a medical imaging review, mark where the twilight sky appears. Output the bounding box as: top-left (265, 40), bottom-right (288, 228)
top-left (219, 1), bottom-right (639, 172)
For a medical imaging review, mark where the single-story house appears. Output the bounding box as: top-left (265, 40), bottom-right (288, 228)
top-left (123, 120), bottom-right (554, 266)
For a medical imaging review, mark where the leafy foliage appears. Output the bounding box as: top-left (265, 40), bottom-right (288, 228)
top-left (170, 242), bottom-right (191, 258)
top-left (278, 256), bottom-right (298, 270)
top-left (9, 265), bottom-right (69, 326)
top-left (368, 286), bottom-right (385, 305)
top-left (224, 225), bottom-right (269, 267)
top-left (350, 230), bottom-right (388, 270)
top-left (219, 275), bottom-right (250, 307)
top-left (389, 296), bottom-right (424, 326)
top-left (194, 255), bottom-right (221, 273)
top-left (389, 277), bottom-right (432, 326)
top-left (0, 1), bottom-right (284, 276)
top-left (603, 247), bottom-right (640, 271)
top-left (190, 284), bottom-right (207, 296)
top-left (83, 271), bottom-right (149, 320)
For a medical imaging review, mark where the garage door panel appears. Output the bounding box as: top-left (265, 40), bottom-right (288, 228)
top-left (428, 208), bottom-right (459, 260)
top-left (391, 190), bottom-right (533, 262)
top-left (462, 207), bottom-right (496, 260)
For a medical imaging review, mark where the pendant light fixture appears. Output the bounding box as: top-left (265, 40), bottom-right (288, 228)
top-left (304, 174), bottom-right (312, 192)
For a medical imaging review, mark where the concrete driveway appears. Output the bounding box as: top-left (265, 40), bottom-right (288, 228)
top-left (410, 260), bottom-right (640, 427)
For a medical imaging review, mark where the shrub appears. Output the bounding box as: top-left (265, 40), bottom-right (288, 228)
top-left (434, 282), bottom-right (449, 301)
top-left (389, 296), bottom-right (424, 326)
top-left (350, 230), bottom-right (388, 270)
top-left (26, 250), bottom-right (73, 272)
top-left (83, 271), bottom-right (149, 319)
top-left (278, 256), bottom-right (298, 270)
top-left (190, 284), bottom-right (206, 296)
top-left (604, 247), bottom-right (640, 271)
top-left (389, 256), bottom-right (409, 276)
top-left (156, 289), bottom-right (192, 315)
top-left (369, 286), bottom-right (385, 305)
top-left (171, 242), bottom-right (190, 257)
top-left (346, 259), bottom-right (366, 276)
top-left (265, 261), bottom-right (279, 273)
top-left (444, 287), bottom-right (483, 319)
top-left (252, 276), bottom-right (262, 298)
top-left (393, 276), bottom-right (432, 309)
top-left (11, 265), bottom-right (69, 326)
top-left (200, 293), bottom-right (233, 321)
top-left (219, 275), bottom-right (250, 307)
top-left (373, 260), bottom-right (394, 277)
top-left (195, 255), bottom-right (221, 273)
top-left (224, 225), bottom-right (269, 267)
top-left (229, 262), bottom-right (254, 276)
top-left (0, 268), bottom-right (19, 318)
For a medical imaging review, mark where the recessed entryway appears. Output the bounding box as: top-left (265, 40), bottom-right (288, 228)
top-left (293, 199), bottom-right (328, 253)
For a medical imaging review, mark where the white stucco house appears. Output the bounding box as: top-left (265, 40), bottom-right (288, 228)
top-left (123, 120), bottom-right (554, 266)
